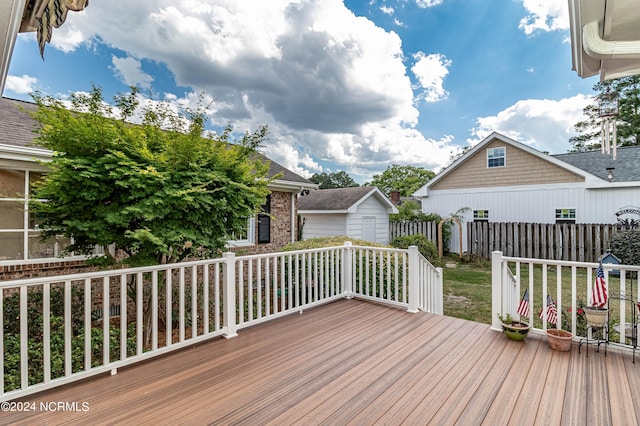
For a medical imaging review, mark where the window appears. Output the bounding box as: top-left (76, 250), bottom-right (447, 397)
top-left (0, 168), bottom-right (72, 261)
top-left (555, 208), bottom-right (576, 224)
top-left (473, 210), bottom-right (489, 222)
top-left (227, 217), bottom-right (256, 246)
top-left (487, 147), bottom-right (506, 168)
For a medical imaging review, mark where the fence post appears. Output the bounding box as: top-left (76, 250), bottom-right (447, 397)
top-left (491, 251), bottom-right (504, 332)
top-left (343, 242), bottom-right (353, 298)
top-left (407, 245), bottom-right (419, 313)
top-left (223, 252), bottom-right (238, 339)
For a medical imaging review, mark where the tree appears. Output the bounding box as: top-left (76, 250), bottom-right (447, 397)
top-left (570, 75), bottom-right (640, 151)
top-left (367, 164), bottom-right (435, 197)
top-left (30, 86), bottom-right (271, 266)
top-left (310, 171), bottom-right (359, 189)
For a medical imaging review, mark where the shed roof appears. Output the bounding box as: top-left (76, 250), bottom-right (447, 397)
top-left (297, 186), bottom-right (397, 214)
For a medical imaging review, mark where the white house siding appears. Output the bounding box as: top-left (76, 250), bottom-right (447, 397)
top-left (301, 213), bottom-right (348, 240)
top-left (422, 183), bottom-right (640, 252)
top-left (346, 196), bottom-right (391, 244)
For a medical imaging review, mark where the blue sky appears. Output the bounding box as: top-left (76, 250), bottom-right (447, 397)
top-left (3, 0), bottom-right (598, 184)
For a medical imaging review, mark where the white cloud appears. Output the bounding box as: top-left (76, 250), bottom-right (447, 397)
top-left (380, 6), bottom-right (394, 15)
top-left (519, 0), bottom-right (569, 35)
top-left (111, 55), bottom-right (154, 88)
top-left (468, 95), bottom-right (592, 154)
top-left (5, 74), bottom-right (38, 94)
top-left (411, 52), bottom-right (451, 103)
top-left (415, 0), bottom-right (444, 8)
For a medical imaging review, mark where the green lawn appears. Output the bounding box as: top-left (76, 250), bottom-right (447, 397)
top-left (442, 256), bottom-right (638, 340)
top-left (442, 260), bottom-right (492, 324)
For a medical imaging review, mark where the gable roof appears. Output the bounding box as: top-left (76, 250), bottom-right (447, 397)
top-left (552, 146), bottom-right (640, 182)
top-left (414, 132), bottom-right (604, 197)
top-left (0, 97), bottom-right (315, 190)
top-left (297, 186), bottom-right (398, 214)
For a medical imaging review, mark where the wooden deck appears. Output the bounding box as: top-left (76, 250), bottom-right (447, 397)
top-left (3, 299), bottom-right (640, 425)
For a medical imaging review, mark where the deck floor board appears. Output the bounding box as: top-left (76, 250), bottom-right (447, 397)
top-left (2, 299), bottom-right (638, 425)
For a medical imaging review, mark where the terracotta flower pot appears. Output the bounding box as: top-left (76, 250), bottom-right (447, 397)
top-left (546, 329), bottom-right (573, 351)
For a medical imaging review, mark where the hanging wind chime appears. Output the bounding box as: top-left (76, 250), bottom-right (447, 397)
top-left (599, 88), bottom-right (619, 160)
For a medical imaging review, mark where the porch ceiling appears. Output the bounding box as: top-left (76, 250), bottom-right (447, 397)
top-left (570, 0), bottom-right (640, 81)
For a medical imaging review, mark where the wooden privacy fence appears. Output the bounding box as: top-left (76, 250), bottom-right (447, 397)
top-left (389, 221), bottom-right (438, 244)
top-left (468, 222), bottom-right (618, 262)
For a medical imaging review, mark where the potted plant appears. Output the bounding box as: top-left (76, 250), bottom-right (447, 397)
top-left (546, 328), bottom-right (573, 351)
top-left (498, 313), bottom-right (531, 341)
top-left (584, 306), bottom-right (608, 328)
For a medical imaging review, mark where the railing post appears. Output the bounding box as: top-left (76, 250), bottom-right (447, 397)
top-left (223, 252), bottom-right (238, 339)
top-left (491, 251), bottom-right (503, 331)
top-left (435, 267), bottom-right (444, 315)
top-left (407, 245), bottom-right (419, 313)
top-left (343, 241), bottom-right (353, 298)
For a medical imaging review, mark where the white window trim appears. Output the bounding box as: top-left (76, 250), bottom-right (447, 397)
top-left (227, 216), bottom-right (256, 247)
top-left (555, 208), bottom-right (576, 220)
top-left (473, 209), bottom-right (489, 220)
top-left (487, 147), bottom-right (506, 168)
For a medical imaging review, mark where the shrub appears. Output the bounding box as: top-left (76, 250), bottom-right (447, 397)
top-left (390, 234), bottom-right (441, 266)
top-left (282, 236), bottom-right (387, 251)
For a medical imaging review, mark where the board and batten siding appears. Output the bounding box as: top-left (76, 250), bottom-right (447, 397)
top-left (345, 196), bottom-right (391, 244)
top-left (422, 184), bottom-right (640, 252)
top-left (300, 213), bottom-right (347, 240)
top-left (431, 140), bottom-right (584, 190)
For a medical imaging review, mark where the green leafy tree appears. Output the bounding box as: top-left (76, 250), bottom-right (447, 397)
top-left (570, 75), bottom-right (640, 151)
top-left (367, 164), bottom-right (435, 197)
top-left (30, 86), bottom-right (271, 266)
top-left (310, 171), bottom-right (359, 189)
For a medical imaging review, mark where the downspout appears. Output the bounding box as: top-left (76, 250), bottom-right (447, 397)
top-left (291, 192), bottom-right (295, 242)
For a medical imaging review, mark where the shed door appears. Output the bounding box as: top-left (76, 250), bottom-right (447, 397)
top-left (362, 217), bottom-right (376, 242)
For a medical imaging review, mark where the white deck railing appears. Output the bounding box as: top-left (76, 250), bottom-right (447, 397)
top-left (492, 251), bottom-right (640, 343)
top-left (0, 242), bottom-right (442, 401)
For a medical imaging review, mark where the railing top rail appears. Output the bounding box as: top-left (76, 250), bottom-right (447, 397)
top-left (501, 254), bottom-right (640, 272)
top-left (0, 257), bottom-right (227, 289)
top-left (0, 244), bottom-right (417, 288)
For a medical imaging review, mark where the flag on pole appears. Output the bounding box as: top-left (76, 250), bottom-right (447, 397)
top-left (592, 262), bottom-right (608, 308)
top-left (517, 289), bottom-right (530, 318)
top-left (539, 294), bottom-right (558, 325)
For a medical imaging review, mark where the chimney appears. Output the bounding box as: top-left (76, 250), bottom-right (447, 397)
top-left (390, 190), bottom-right (400, 204)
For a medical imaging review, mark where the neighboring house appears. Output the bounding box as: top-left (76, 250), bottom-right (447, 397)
top-left (297, 186), bottom-right (398, 245)
top-left (413, 132), bottom-right (640, 252)
top-left (0, 97), bottom-right (316, 277)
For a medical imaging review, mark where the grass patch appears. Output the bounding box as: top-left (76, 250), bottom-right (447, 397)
top-left (442, 259), bottom-right (492, 324)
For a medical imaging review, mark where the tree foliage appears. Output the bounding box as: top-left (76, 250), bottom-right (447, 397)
top-left (30, 86), bottom-right (271, 266)
top-left (309, 171), bottom-right (359, 189)
top-left (367, 164), bottom-right (435, 197)
top-left (570, 75), bottom-right (640, 151)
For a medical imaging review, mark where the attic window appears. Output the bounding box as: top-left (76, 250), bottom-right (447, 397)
top-left (487, 147), bottom-right (505, 168)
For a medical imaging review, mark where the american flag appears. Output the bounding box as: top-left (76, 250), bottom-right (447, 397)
top-left (517, 289), bottom-right (530, 318)
top-left (592, 262), bottom-right (608, 308)
top-left (539, 294), bottom-right (558, 325)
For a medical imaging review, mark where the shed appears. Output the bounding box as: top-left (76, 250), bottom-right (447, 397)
top-left (297, 186), bottom-right (398, 244)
